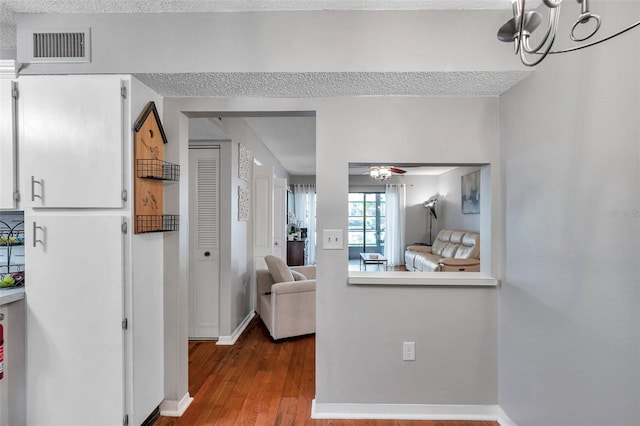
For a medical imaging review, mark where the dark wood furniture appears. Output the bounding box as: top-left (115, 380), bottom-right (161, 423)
top-left (287, 240), bottom-right (306, 266)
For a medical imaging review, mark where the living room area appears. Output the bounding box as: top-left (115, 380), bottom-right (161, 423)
top-left (286, 164), bottom-right (485, 273)
top-left (346, 164), bottom-right (485, 273)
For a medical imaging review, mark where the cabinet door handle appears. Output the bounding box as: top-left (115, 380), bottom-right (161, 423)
top-left (31, 176), bottom-right (43, 202)
top-left (32, 221), bottom-right (44, 247)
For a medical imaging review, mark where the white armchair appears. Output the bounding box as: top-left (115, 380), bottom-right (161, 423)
top-left (256, 255), bottom-right (316, 340)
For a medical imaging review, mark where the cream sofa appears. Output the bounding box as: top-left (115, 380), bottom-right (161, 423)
top-left (405, 229), bottom-right (480, 272)
top-left (256, 256), bottom-right (316, 340)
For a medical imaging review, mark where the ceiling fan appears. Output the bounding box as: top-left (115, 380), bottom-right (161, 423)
top-left (367, 165), bottom-right (407, 181)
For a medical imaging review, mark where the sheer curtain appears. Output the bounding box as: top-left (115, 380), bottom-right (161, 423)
top-left (384, 184), bottom-right (406, 267)
top-left (292, 184), bottom-right (317, 265)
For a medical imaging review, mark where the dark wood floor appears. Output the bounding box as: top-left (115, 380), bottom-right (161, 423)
top-left (156, 317), bottom-right (497, 426)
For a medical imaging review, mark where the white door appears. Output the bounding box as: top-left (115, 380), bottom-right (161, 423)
top-left (19, 75), bottom-right (124, 208)
top-left (25, 213), bottom-right (124, 426)
top-left (273, 177), bottom-right (287, 260)
top-left (253, 164), bottom-right (274, 271)
top-left (189, 147), bottom-right (220, 339)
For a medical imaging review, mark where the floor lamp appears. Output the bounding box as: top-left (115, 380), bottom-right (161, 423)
top-left (423, 197), bottom-right (438, 245)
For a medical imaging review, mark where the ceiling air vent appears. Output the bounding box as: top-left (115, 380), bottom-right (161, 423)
top-left (29, 28), bottom-right (91, 63)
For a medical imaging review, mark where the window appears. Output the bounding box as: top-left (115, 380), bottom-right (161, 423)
top-left (348, 192), bottom-right (385, 259)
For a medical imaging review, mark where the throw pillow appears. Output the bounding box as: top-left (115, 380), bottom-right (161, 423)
top-left (265, 255), bottom-right (294, 283)
top-left (290, 270), bottom-right (307, 281)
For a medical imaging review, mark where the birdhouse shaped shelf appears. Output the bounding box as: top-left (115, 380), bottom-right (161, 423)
top-left (133, 101), bottom-right (180, 234)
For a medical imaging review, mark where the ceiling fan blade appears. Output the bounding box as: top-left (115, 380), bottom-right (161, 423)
top-left (389, 167), bottom-right (407, 174)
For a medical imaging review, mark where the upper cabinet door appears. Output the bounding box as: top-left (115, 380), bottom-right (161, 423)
top-left (19, 75), bottom-right (124, 208)
top-left (0, 79), bottom-right (17, 209)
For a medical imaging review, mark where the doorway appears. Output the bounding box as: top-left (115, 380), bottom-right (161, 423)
top-left (188, 146), bottom-right (220, 339)
top-left (348, 192), bottom-right (386, 259)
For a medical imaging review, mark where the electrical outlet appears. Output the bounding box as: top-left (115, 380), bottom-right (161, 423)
top-left (403, 341), bottom-right (416, 361)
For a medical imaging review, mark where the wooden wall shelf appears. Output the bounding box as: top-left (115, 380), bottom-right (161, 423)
top-left (133, 101), bottom-right (179, 234)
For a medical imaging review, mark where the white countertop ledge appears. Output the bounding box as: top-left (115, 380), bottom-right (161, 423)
top-left (0, 287), bottom-right (25, 305)
top-left (348, 272), bottom-right (499, 286)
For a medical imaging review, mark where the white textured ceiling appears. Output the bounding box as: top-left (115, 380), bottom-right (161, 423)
top-left (134, 71), bottom-right (530, 98)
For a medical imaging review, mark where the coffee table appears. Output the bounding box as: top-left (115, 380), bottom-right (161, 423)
top-left (359, 253), bottom-right (387, 271)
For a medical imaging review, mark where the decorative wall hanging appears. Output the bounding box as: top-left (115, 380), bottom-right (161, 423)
top-left (238, 186), bottom-right (250, 221)
top-left (238, 143), bottom-right (251, 182)
top-left (133, 101), bottom-right (180, 233)
top-left (461, 170), bottom-right (480, 214)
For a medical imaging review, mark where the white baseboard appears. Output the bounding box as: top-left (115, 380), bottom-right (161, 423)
top-left (311, 400), bottom-right (498, 421)
top-left (216, 311), bottom-right (255, 346)
top-left (159, 392), bottom-right (193, 417)
top-left (498, 407), bottom-right (518, 426)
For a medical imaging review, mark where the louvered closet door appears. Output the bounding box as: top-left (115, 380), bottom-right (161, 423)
top-left (188, 147), bottom-right (220, 339)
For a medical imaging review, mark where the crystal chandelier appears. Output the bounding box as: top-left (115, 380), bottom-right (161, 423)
top-left (497, 0), bottom-right (640, 67)
top-left (370, 166), bottom-right (392, 181)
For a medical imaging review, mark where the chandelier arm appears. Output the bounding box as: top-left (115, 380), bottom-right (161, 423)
top-left (542, 0), bottom-right (562, 7)
top-left (523, 5), bottom-right (560, 54)
top-left (520, 14), bottom-right (560, 67)
top-left (513, 0), bottom-right (526, 55)
top-left (547, 20), bottom-right (640, 54)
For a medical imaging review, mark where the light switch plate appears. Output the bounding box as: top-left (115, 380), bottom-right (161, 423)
top-left (323, 229), bottom-right (343, 250)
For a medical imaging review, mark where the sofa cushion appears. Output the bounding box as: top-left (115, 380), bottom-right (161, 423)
top-left (441, 243), bottom-right (459, 258)
top-left (432, 233), bottom-right (450, 256)
top-left (454, 232), bottom-right (480, 259)
top-left (414, 253), bottom-right (440, 272)
top-left (265, 255), bottom-right (294, 283)
top-left (450, 231), bottom-right (465, 244)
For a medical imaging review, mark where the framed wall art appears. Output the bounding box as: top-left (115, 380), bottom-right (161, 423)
top-left (461, 170), bottom-right (480, 214)
top-left (238, 143), bottom-right (251, 182)
top-left (238, 185), bottom-right (250, 221)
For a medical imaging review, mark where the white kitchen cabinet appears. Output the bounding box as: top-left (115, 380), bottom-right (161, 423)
top-left (0, 75), bottom-right (18, 209)
top-left (19, 75), bottom-right (166, 426)
top-left (19, 75), bottom-right (125, 209)
top-left (25, 213), bottom-right (125, 426)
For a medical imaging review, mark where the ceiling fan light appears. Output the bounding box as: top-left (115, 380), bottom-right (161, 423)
top-left (369, 166), bottom-right (392, 181)
top-left (379, 168), bottom-right (392, 180)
